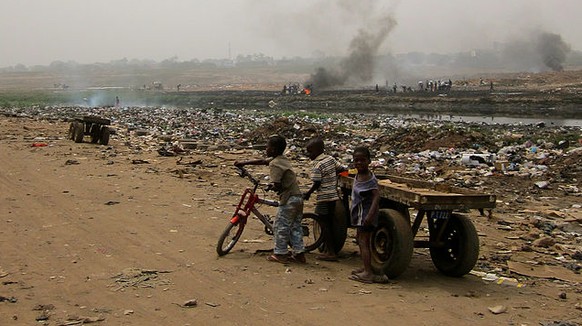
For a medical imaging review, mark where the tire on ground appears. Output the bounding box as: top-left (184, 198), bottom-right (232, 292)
top-left (100, 127), bottom-right (110, 145)
top-left (68, 122), bottom-right (75, 140)
top-left (370, 209), bottom-right (414, 279)
top-left (216, 221), bottom-right (244, 256)
top-left (429, 213), bottom-right (479, 277)
top-left (73, 122), bottom-right (84, 143)
top-left (330, 200), bottom-right (348, 253)
top-left (90, 124), bottom-right (101, 143)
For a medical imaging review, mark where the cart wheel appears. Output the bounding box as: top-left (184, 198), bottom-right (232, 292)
top-left (90, 124), bottom-right (100, 143)
top-left (429, 213), bottom-right (479, 277)
top-left (73, 122), bottom-right (84, 143)
top-left (370, 209), bottom-right (414, 279)
top-left (68, 122), bottom-right (75, 140)
top-left (100, 127), bottom-right (110, 145)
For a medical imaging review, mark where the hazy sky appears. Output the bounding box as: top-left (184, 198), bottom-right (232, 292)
top-left (1, 0), bottom-right (580, 67)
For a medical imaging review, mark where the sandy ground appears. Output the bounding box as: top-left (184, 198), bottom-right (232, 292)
top-left (1, 116), bottom-right (581, 326)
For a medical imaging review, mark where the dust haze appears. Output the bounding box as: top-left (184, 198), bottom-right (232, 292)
top-left (0, 0), bottom-right (581, 80)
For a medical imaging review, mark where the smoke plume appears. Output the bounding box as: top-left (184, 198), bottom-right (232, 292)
top-left (501, 31), bottom-right (571, 72)
top-left (307, 13), bottom-right (397, 89)
top-left (537, 32), bottom-right (571, 71)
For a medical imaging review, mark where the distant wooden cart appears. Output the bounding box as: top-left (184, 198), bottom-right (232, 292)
top-left (337, 174), bottom-right (496, 278)
top-left (68, 116), bottom-right (111, 145)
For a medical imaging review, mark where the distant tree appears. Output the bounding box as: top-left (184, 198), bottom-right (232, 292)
top-left (13, 64), bottom-right (28, 72)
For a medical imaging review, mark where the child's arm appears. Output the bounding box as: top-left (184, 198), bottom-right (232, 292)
top-left (363, 188), bottom-right (380, 227)
top-left (335, 160), bottom-right (348, 174)
top-left (271, 182), bottom-right (283, 194)
top-left (303, 180), bottom-right (321, 200)
top-left (234, 158), bottom-right (269, 167)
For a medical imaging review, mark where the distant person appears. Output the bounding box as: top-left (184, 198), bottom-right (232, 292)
top-left (303, 137), bottom-right (346, 261)
top-left (115, 96), bottom-right (120, 107)
top-left (490, 81), bottom-right (494, 91)
top-left (375, 84), bottom-right (379, 92)
top-left (177, 84), bottom-right (181, 92)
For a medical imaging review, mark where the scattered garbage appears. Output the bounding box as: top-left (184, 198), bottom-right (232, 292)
top-left (470, 270), bottom-right (525, 287)
top-left (487, 305), bottom-right (507, 314)
top-left (461, 153), bottom-right (496, 167)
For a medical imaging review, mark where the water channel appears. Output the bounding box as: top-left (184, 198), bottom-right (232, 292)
top-left (396, 113), bottom-right (582, 127)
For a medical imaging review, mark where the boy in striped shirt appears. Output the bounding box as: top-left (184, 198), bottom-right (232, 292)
top-left (303, 137), bottom-right (346, 261)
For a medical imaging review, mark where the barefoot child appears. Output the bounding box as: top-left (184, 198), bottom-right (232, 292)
top-left (348, 146), bottom-right (388, 283)
top-left (303, 137), bottom-right (346, 261)
top-left (234, 135), bottom-right (306, 264)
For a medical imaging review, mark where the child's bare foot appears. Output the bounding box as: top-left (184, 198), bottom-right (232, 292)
top-left (267, 254), bottom-right (290, 264)
top-left (315, 254), bottom-right (338, 261)
top-left (348, 272), bottom-right (375, 284)
top-left (351, 268), bottom-right (364, 275)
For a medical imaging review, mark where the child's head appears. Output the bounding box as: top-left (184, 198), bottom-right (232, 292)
top-left (352, 146), bottom-right (371, 172)
top-left (305, 137), bottom-right (324, 160)
top-left (266, 134), bottom-right (286, 157)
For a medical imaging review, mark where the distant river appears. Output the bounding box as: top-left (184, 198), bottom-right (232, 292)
top-left (395, 113), bottom-right (582, 127)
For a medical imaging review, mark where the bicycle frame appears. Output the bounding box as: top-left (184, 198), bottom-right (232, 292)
top-left (230, 189), bottom-right (276, 230)
top-left (229, 167), bottom-right (278, 233)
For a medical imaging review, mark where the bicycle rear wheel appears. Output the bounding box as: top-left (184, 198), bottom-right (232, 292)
top-left (302, 213), bottom-right (325, 252)
top-left (217, 219), bottom-right (245, 256)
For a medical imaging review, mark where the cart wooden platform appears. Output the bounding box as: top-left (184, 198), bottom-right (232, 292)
top-left (336, 174), bottom-right (496, 278)
top-left (68, 116), bottom-right (111, 145)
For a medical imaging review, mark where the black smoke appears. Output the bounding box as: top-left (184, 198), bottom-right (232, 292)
top-left (537, 32), bottom-right (571, 71)
top-left (307, 14), bottom-right (397, 89)
top-left (501, 31), bottom-right (571, 72)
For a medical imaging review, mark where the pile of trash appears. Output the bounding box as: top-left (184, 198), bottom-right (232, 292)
top-left (2, 105), bottom-right (580, 194)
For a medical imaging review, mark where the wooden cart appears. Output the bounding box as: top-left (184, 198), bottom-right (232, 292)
top-left (68, 116), bottom-right (111, 145)
top-left (337, 174), bottom-right (496, 278)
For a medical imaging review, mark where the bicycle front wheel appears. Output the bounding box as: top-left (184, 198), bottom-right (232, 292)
top-left (302, 213), bottom-right (325, 252)
top-left (217, 220), bottom-right (245, 256)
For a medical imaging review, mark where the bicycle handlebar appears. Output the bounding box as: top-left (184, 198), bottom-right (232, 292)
top-left (235, 166), bottom-right (261, 187)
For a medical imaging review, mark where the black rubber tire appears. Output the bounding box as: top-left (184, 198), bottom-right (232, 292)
top-left (73, 122), bottom-right (84, 143)
top-left (100, 127), bottom-right (110, 146)
top-left (330, 200), bottom-right (348, 253)
top-left (370, 209), bottom-right (414, 279)
top-left (216, 220), bottom-right (245, 256)
top-left (429, 213), bottom-right (479, 277)
top-left (315, 200), bottom-right (349, 254)
top-left (90, 125), bottom-right (100, 143)
top-left (302, 213), bottom-right (325, 252)
top-left (68, 122), bottom-right (75, 140)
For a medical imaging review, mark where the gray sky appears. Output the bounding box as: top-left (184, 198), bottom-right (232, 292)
top-left (1, 0), bottom-right (580, 67)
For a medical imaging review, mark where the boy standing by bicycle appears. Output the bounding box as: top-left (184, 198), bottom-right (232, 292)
top-left (303, 137), bottom-right (346, 261)
top-left (234, 135), bottom-right (306, 264)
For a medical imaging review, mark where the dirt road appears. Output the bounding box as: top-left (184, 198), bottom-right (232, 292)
top-left (1, 116), bottom-right (580, 325)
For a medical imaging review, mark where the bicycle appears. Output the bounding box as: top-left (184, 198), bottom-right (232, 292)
top-left (216, 166), bottom-right (325, 256)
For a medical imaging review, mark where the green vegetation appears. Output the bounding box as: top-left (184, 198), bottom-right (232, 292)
top-left (0, 91), bottom-right (69, 108)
